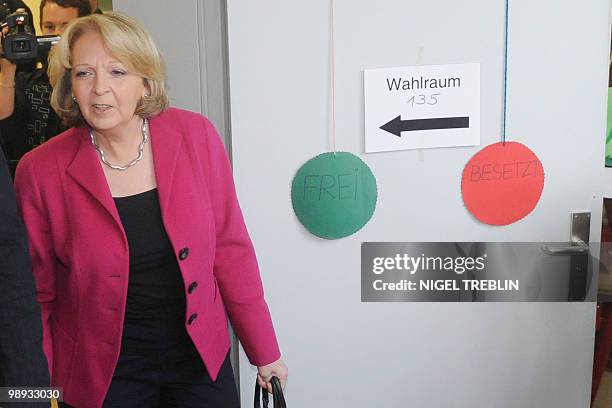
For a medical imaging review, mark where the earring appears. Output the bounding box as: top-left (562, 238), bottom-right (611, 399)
top-left (144, 93), bottom-right (150, 98)
top-left (72, 95), bottom-right (77, 103)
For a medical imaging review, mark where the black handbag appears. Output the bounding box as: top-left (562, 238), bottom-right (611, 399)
top-left (254, 376), bottom-right (286, 408)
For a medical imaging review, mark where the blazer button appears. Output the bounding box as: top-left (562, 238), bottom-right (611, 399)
top-left (178, 247), bottom-right (190, 260)
top-left (187, 313), bottom-right (198, 325)
top-left (188, 281), bottom-right (198, 294)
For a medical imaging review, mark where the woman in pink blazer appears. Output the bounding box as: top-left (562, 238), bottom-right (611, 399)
top-left (14, 12), bottom-right (287, 408)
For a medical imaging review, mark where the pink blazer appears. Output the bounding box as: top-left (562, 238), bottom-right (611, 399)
top-left (14, 108), bottom-right (280, 408)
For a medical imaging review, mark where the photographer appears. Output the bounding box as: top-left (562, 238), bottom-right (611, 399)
top-left (0, 0), bottom-right (91, 177)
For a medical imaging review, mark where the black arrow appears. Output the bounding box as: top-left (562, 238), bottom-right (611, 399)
top-left (380, 115), bottom-right (470, 137)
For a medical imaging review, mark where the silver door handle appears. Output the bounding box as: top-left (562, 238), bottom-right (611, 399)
top-left (541, 240), bottom-right (589, 256)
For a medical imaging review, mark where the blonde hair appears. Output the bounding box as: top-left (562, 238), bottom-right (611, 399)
top-left (48, 12), bottom-right (169, 127)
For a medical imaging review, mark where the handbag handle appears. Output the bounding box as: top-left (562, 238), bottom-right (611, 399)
top-left (254, 376), bottom-right (286, 408)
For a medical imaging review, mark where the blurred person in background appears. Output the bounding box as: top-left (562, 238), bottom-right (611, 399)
top-left (0, 0), bottom-right (91, 177)
top-left (0, 148), bottom-right (49, 407)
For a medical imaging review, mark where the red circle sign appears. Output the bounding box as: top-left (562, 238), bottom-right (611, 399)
top-left (461, 142), bottom-right (544, 225)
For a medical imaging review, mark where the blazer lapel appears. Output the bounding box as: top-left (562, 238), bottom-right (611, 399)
top-left (66, 127), bottom-right (122, 227)
top-left (150, 113), bottom-right (184, 216)
top-left (65, 114), bottom-right (184, 228)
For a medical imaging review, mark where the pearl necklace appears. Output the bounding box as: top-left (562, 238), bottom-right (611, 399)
top-left (90, 119), bottom-right (149, 171)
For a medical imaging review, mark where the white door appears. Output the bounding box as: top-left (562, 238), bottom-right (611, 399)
top-left (227, 1), bottom-right (609, 407)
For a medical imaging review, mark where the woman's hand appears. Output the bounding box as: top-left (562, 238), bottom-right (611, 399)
top-left (257, 358), bottom-right (288, 393)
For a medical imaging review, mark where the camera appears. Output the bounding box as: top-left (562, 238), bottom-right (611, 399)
top-left (0, 5), bottom-right (59, 64)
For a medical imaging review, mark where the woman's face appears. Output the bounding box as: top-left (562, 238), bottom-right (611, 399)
top-left (70, 30), bottom-right (147, 137)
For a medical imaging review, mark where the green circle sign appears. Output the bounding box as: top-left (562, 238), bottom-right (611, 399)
top-left (291, 152), bottom-right (377, 239)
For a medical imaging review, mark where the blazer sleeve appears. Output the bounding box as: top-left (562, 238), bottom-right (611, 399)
top-left (0, 150), bottom-right (49, 388)
top-left (13, 153), bottom-right (56, 377)
top-left (201, 118), bottom-right (281, 366)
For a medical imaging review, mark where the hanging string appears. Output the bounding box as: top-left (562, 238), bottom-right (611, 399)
top-left (501, 0), bottom-right (509, 144)
top-left (330, 0), bottom-right (337, 154)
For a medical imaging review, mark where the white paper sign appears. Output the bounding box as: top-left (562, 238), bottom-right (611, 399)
top-left (364, 63), bottom-right (480, 153)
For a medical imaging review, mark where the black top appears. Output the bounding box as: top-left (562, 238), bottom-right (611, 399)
top-left (113, 188), bottom-right (194, 355)
top-left (0, 69), bottom-right (65, 177)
